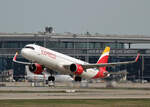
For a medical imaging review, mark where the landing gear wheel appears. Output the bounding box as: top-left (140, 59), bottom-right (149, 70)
top-left (48, 76), bottom-right (55, 87)
top-left (48, 76), bottom-right (55, 82)
top-left (75, 76), bottom-right (82, 82)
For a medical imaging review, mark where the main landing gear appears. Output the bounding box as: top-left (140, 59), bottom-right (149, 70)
top-left (74, 76), bottom-right (82, 82)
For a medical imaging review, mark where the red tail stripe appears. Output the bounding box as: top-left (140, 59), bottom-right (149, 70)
top-left (97, 55), bottom-right (109, 64)
top-left (97, 55), bottom-right (109, 70)
top-left (93, 71), bottom-right (100, 79)
top-left (93, 68), bottom-right (108, 79)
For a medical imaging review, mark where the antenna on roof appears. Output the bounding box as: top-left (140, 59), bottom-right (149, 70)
top-left (45, 27), bottom-right (53, 33)
top-left (34, 34), bottom-right (37, 45)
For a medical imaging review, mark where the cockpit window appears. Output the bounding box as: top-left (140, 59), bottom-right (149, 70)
top-left (24, 46), bottom-right (35, 50)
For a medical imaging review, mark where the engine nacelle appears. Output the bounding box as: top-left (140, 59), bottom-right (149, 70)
top-left (29, 63), bottom-right (44, 74)
top-left (70, 64), bottom-right (84, 75)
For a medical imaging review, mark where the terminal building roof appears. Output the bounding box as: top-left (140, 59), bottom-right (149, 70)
top-left (0, 32), bottom-right (150, 43)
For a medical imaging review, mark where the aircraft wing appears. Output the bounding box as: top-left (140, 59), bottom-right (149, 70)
top-left (64, 54), bottom-right (140, 69)
top-left (13, 52), bottom-right (32, 65)
top-left (81, 54), bottom-right (140, 69)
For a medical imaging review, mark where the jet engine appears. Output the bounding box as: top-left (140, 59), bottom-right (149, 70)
top-left (70, 64), bottom-right (84, 75)
top-left (29, 63), bottom-right (44, 74)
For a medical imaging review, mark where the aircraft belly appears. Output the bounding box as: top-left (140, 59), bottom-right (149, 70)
top-left (81, 69), bottom-right (98, 79)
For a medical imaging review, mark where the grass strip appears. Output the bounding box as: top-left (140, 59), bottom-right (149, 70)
top-left (0, 99), bottom-right (150, 107)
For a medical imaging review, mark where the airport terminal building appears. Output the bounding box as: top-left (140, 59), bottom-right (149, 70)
top-left (0, 32), bottom-right (150, 81)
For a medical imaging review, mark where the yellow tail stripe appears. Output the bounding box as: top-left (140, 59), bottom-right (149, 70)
top-left (102, 47), bottom-right (110, 54)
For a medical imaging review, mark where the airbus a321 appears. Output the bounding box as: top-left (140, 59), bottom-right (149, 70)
top-left (13, 44), bottom-right (140, 82)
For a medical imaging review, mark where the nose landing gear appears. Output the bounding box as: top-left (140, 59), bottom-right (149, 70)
top-left (48, 73), bottom-right (55, 87)
top-left (48, 76), bottom-right (55, 81)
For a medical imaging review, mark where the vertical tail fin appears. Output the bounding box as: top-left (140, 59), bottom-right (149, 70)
top-left (97, 47), bottom-right (110, 70)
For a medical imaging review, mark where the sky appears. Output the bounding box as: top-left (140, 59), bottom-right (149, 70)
top-left (0, 0), bottom-right (150, 35)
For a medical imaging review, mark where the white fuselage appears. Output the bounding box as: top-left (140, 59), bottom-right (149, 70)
top-left (21, 44), bottom-right (99, 79)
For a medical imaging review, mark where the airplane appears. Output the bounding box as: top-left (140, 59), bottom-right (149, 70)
top-left (13, 44), bottom-right (140, 82)
top-left (25, 66), bottom-right (73, 82)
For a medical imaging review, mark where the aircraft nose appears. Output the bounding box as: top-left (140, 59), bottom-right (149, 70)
top-left (21, 48), bottom-right (28, 57)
